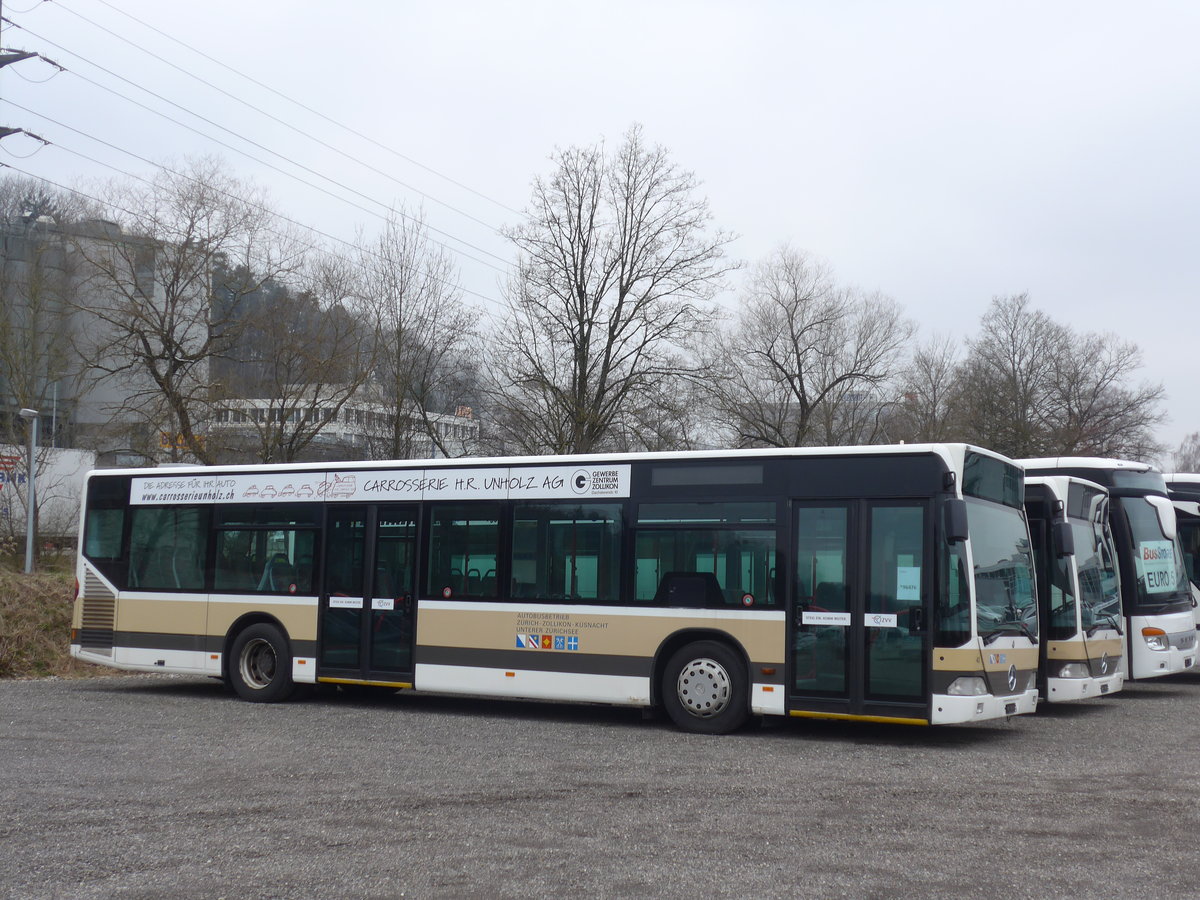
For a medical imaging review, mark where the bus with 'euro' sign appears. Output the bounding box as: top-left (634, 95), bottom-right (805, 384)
top-left (73, 444), bottom-right (1039, 733)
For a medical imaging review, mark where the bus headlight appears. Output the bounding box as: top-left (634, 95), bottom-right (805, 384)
top-left (947, 676), bottom-right (988, 696)
top-left (1057, 663), bottom-right (1089, 679)
top-left (1142, 627), bottom-right (1168, 651)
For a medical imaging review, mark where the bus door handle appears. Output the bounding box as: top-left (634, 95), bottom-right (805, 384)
top-left (908, 606), bottom-right (926, 634)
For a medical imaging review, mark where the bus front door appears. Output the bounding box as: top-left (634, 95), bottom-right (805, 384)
top-left (319, 504), bottom-right (417, 684)
top-left (791, 501), bottom-right (930, 720)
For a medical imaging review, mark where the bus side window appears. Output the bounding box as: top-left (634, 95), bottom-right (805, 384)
top-left (214, 530), bottom-right (256, 591)
top-left (511, 503), bottom-right (622, 604)
top-left (635, 502), bottom-right (777, 608)
top-left (428, 504), bottom-right (501, 599)
top-left (128, 506), bottom-right (209, 591)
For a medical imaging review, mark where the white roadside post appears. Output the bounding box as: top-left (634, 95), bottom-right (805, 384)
top-left (18, 408), bottom-right (39, 574)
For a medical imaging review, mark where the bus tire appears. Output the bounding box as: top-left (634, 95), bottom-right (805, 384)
top-left (229, 623), bottom-right (295, 703)
top-left (662, 640), bottom-right (749, 734)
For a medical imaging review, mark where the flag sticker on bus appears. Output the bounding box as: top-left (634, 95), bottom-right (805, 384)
top-left (516, 633), bottom-right (580, 650)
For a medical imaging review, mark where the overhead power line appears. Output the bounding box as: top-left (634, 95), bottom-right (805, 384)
top-left (52, 0), bottom-right (509, 236)
top-left (2, 17), bottom-right (514, 271)
top-left (0, 125), bottom-right (49, 157)
top-left (4, 94), bottom-right (511, 278)
top-left (80, 0), bottom-right (524, 218)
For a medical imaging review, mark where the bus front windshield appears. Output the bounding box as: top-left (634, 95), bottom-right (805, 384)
top-left (968, 499), bottom-right (1038, 643)
top-left (1071, 518), bottom-right (1122, 633)
top-left (1121, 497), bottom-right (1189, 612)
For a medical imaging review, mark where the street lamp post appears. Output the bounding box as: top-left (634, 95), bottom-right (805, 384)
top-left (18, 408), bottom-right (38, 574)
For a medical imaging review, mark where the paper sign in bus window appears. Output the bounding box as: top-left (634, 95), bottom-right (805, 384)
top-left (896, 566), bottom-right (921, 601)
top-left (1139, 541), bottom-right (1177, 593)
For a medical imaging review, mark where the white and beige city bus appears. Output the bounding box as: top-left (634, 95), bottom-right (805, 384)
top-left (1023, 475), bottom-right (1125, 701)
top-left (1022, 458), bottom-right (1195, 679)
top-left (72, 444), bottom-right (1040, 733)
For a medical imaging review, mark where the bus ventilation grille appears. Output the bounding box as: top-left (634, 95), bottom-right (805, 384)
top-left (80, 571), bottom-right (116, 656)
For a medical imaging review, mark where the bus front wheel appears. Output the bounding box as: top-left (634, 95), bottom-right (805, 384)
top-left (662, 640), bottom-right (749, 734)
top-left (229, 623), bottom-right (296, 703)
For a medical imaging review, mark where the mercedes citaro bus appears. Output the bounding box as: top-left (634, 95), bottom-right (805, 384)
top-left (1021, 458), bottom-right (1195, 679)
top-left (1023, 475), bottom-right (1124, 700)
top-left (73, 444), bottom-right (1039, 733)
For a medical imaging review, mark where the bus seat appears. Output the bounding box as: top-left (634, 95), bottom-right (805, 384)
top-left (258, 553), bottom-right (294, 592)
top-left (654, 571), bottom-right (723, 608)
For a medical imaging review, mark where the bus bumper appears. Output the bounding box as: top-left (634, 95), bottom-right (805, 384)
top-left (1044, 672), bottom-right (1125, 702)
top-left (931, 688), bottom-right (1038, 724)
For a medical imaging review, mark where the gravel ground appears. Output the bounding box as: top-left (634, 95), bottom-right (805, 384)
top-left (3, 672), bottom-right (1200, 899)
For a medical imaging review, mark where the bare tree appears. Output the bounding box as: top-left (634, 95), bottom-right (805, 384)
top-left (0, 174), bottom-right (104, 222)
top-left (486, 125), bottom-right (734, 455)
top-left (892, 333), bottom-right (964, 444)
top-left (956, 294), bottom-right (1067, 457)
top-left (70, 157), bottom-right (305, 464)
top-left (707, 246), bottom-right (914, 448)
top-left (957, 294), bottom-right (1164, 459)
top-left (212, 252), bottom-right (375, 463)
top-left (354, 206), bottom-right (477, 459)
top-left (1171, 432), bottom-right (1200, 473)
top-left (1047, 329), bottom-right (1165, 458)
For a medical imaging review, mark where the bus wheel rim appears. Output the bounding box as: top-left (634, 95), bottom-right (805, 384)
top-left (676, 657), bottom-right (731, 718)
top-left (240, 637), bottom-right (277, 689)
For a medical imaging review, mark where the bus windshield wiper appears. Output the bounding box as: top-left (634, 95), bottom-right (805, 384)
top-left (981, 621), bottom-right (1038, 645)
top-left (1086, 614), bottom-right (1123, 637)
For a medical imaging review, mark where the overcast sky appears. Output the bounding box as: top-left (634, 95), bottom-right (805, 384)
top-left (3, 1), bottom-right (1197, 460)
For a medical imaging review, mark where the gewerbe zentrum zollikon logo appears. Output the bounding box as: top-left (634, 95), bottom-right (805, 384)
top-left (571, 469), bottom-right (590, 495)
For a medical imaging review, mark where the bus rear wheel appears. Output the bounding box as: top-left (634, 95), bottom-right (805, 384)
top-left (229, 623), bottom-right (296, 703)
top-left (662, 640), bottom-right (749, 734)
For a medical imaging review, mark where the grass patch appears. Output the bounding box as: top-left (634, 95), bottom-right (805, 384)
top-left (0, 568), bottom-right (104, 678)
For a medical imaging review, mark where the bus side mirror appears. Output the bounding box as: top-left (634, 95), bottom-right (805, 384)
top-left (1052, 521), bottom-right (1075, 558)
top-left (1147, 495), bottom-right (1178, 541)
top-left (944, 498), bottom-right (968, 543)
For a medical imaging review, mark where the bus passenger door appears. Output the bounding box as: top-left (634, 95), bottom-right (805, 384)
top-left (366, 505), bottom-right (417, 679)
top-left (319, 504), bottom-right (417, 683)
top-left (863, 503), bottom-right (928, 710)
top-left (791, 500), bottom-right (929, 718)
top-left (320, 505), bottom-right (368, 675)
